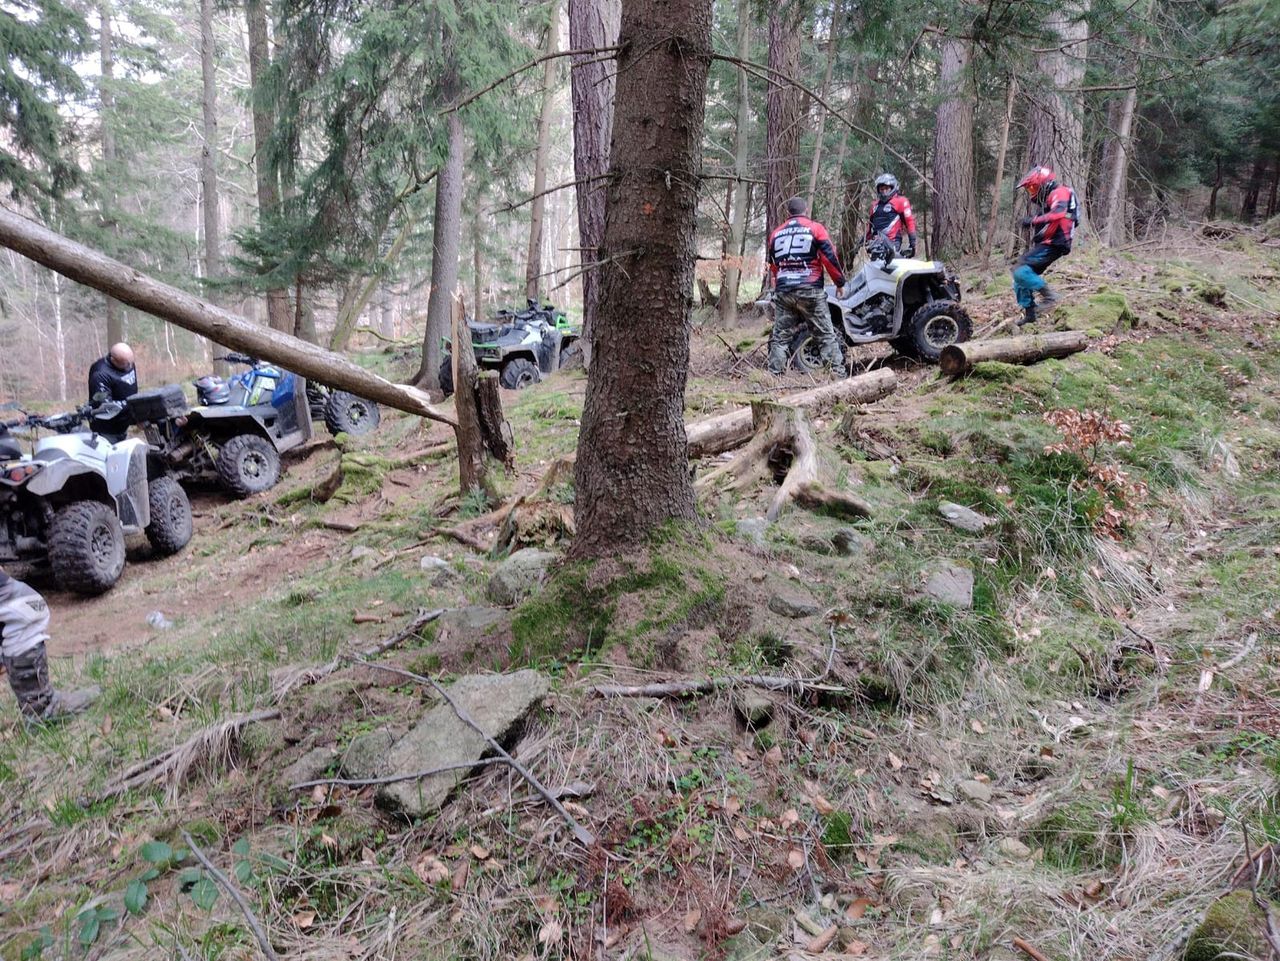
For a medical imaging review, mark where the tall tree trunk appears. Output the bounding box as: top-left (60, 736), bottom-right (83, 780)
top-left (718, 0), bottom-right (752, 327)
top-left (1024, 0), bottom-right (1090, 227)
top-left (765, 6), bottom-right (803, 234)
top-left (50, 269), bottom-right (68, 402)
top-left (1207, 156), bottom-right (1222, 220)
top-left (413, 95), bottom-right (465, 389)
top-left (1099, 83), bottom-right (1139, 246)
top-left (1241, 152), bottom-right (1266, 222)
top-left (525, 0), bottom-right (560, 301)
top-left (472, 202), bottom-right (483, 318)
top-left (199, 0), bottom-right (226, 372)
top-left (930, 36), bottom-right (979, 257)
top-left (804, 24), bottom-right (839, 208)
top-left (100, 0), bottom-right (124, 346)
top-left (568, 0), bottom-right (620, 366)
top-left (838, 61), bottom-right (877, 259)
top-left (572, 0), bottom-right (712, 558)
top-left (981, 77), bottom-right (1016, 263)
top-left (1266, 154), bottom-right (1279, 219)
top-left (245, 0), bottom-right (291, 332)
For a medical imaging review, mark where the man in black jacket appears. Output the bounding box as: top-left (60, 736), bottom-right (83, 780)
top-left (87, 342), bottom-right (138, 404)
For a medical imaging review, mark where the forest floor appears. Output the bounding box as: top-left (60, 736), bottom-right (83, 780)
top-left (2, 224), bottom-right (1280, 961)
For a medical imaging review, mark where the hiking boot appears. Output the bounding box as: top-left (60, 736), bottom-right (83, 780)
top-left (1038, 286), bottom-right (1060, 309)
top-left (1017, 306), bottom-right (1037, 327)
top-left (4, 643), bottom-right (99, 723)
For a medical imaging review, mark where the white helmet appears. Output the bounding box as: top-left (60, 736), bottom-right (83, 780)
top-left (875, 173), bottom-right (899, 197)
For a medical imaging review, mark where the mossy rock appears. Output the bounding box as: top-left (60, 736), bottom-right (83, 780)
top-left (332, 451), bottom-right (393, 504)
top-left (1185, 891), bottom-right (1280, 961)
top-left (1059, 292), bottom-right (1137, 333)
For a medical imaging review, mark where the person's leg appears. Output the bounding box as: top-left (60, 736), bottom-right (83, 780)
top-left (0, 576), bottom-right (97, 720)
top-left (767, 292), bottom-right (803, 374)
top-left (799, 288), bottom-right (846, 370)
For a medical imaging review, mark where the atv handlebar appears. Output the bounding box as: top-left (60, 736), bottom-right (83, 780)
top-left (216, 352), bottom-right (258, 366)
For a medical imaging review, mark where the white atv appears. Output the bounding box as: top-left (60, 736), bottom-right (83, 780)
top-left (0, 399), bottom-right (193, 595)
top-left (789, 233), bottom-right (972, 368)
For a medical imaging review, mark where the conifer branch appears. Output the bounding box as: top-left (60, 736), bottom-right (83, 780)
top-left (443, 46), bottom-right (621, 116)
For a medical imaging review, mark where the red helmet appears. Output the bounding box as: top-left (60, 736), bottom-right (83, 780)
top-left (1017, 166), bottom-right (1057, 199)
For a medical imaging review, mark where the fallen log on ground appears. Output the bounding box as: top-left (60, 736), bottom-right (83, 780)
top-left (698, 402), bottom-right (873, 521)
top-left (0, 206), bottom-right (455, 426)
top-left (686, 368), bottom-right (897, 458)
top-left (939, 331), bottom-right (1088, 378)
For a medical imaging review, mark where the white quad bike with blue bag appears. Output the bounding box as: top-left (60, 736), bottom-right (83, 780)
top-left (786, 232), bottom-right (972, 369)
top-left (0, 399), bottom-right (193, 595)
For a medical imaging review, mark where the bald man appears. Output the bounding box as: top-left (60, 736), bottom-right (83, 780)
top-left (87, 342), bottom-right (138, 405)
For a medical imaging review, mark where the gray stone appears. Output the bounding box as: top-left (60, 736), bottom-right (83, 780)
top-left (419, 554), bottom-right (455, 582)
top-left (996, 837), bottom-right (1033, 860)
top-left (341, 728), bottom-right (395, 780)
top-left (376, 670), bottom-right (549, 817)
top-left (938, 501), bottom-right (994, 533)
top-left (830, 528), bottom-right (871, 556)
top-left (485, 549), bottom-right (556, 606)
top-left (923, 562), bottom-right (974, 608)
top-left (350, 545), bottom-right (378, 563)
top-left (436, 606), bottom-right (507, 644)
top-left (734, 690), bottom-right (776, 729)
top-left (735, 516), bottom-right (769, 548)
top-left (957, 779), bottom-right (993, 804)
top-left (768, 591), bottom-right (821, 618)
top-left (281, 746), bottom-right (336, 788)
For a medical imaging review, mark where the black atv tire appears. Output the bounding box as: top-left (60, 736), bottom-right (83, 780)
top-left (216, 433), bottom-right (281, 497)
top-left (324, 390), bottom-right (381, 437)
top-left (788, 331), bottom-right (825, 372)
top-left (909, 300), bottom-right (972, 362)
top-left (145, 475), bottom-right (193, 556)
top-left (49, 501), bottom-right (126, 595)
top-left (499, 358), bottom-right (541, 390)
top-left (559, 340), bottom-right (584, 370)
top-left (890, 335), bottom-right (918, 360)
top-left (438, 356), bottom-right (454, 399)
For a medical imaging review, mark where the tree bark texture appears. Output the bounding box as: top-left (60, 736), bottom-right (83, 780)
top-left (568, 0), bottom-right (620, 367)
top-left (198, 0), bottom-right (225, 372)
top-left (414, 95), bottom-right (465, 389)
top-left (99, 0), bottom-right (124, 346)
top-left (0, 206), bottom-right (454, 425)
top-left (525, 1), bottom-right (560, 301)
top-left (837, 62), bottom-right (878, 260)
top-left (1024, 0), bottom-right (1089, 227)
top-left (938, 331), bottom-right (1088, 377)
top-left (805, 25), bottom-right (839, 207)
top-left (1267, 155), bottom-right (1279, 219)
top-left (452, 298), bottom-right (513, 498)
top-left (245, 0), bottom-right (291, 332)
top-left (765, 7), bottom-right (803, 234)
top-left (1207, 156), bottom-right (1222, 220)
top-left (718, 0), bottom-right (752, 327)
top-left (981, 77), bottom-right (1017, 262)
top-left (571, 0), bottom-right (712, 557)
top-left (1241, 152), bottom-right (1267, 222)
top-left (930, 37), bottom-right (979, 257)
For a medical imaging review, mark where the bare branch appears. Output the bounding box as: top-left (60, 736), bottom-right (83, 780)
top-left (443, 46), bottom-right (621, 115)
top-left (182, 831), bottom-right (280, 961)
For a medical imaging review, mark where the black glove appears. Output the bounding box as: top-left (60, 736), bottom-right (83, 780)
top-left (1021, 216), bottom-right (1034, 227)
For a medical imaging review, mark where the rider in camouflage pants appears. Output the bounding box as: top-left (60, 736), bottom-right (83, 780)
top-left (765, 197), bottom-right (847, 375)
top-left (768, 287), bottom-right (844, 372)
top-left (0, 569), bottom-right (98, 721)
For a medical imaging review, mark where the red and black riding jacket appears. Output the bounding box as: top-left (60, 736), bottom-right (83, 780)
top-left (865, 195), bottom-right (917, 243)
top-left (1031, 183), bottom-right (1079, 248)
top-left (767, 216), bottom-right (846, 291)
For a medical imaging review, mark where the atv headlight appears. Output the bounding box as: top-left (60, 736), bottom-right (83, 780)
top-left (1, 463), bottom-right (40, 483)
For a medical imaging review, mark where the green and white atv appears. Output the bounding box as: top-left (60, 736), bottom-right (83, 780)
top-left (439, 300), bottom-right (581, 397)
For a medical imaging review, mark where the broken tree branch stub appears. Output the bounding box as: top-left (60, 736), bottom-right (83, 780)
top-left (0, 206), bottom-right (455, 426)
top-left (452, 296), bottom-right (514, 499)
top-left (939, 331), bottom-right (1089, 378)
top-left (685, 368), bottom-right (897, 458)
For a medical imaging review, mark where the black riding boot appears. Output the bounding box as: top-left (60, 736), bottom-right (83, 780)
top-left (4, 643), bottom-right (99, 721)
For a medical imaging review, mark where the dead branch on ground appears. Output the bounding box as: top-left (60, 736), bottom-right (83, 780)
top-left (183, 831), bottom-right (280, 961)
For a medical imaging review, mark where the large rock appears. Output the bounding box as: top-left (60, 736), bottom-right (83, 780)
top-left (280, 746), bottom-right (336, 789)
top-left (485, 549), bottom-right (556, 606)
top-left (938, 501), bottom-right (994, 533)
top-left (957, 779), bottom-right (993, 804)
top-left (924, 563), bottom-right (974, 609)
top-left (436, 606), bottom-right (507, 645)
top-left (376, 670), bottom-right (549, 818)
top-left (341, 728), bottom-right (395, 780)
top-left (767, 590), bottom-right (821, 619)
top-left (830, 528), bottom-right (872, 557)
top-left (1185, 891), bottom-right (1280, 961)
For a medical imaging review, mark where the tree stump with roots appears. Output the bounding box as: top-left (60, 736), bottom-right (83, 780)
top-left (697, 401), bottom-right (871, 522)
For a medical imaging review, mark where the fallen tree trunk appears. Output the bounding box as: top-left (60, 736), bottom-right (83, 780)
top-left (939, 331), bottom-right (1088, 378)
top-left (0, 206), bottom-right (455, 426)
top-left (686, 368), bottom-right (896, 458)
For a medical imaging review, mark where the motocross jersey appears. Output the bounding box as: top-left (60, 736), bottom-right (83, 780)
top-left (866, 194), bottom-right (917, 243)
top-left (767, 216), bottom-right (846, 291)
top-left (87, 356), bottom-right (138, 404)
top-left (1031, 183), bottom-right (1078, 248)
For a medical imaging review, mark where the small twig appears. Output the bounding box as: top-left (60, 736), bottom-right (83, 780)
top-left (492, 175), bottom-right (610, 214)
top-left (1012, 937), bottom-right (1055, 961)
top-left (291, 756), bottom-right (510, 791)
top-left (591, 675), bottom-right (846, 699)
top-left (350, 659), bottom-right (596, 848)
top-left (182, 831), bottom-right (280, 961)
top-left (443, 46), bottom-right (621, 114)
